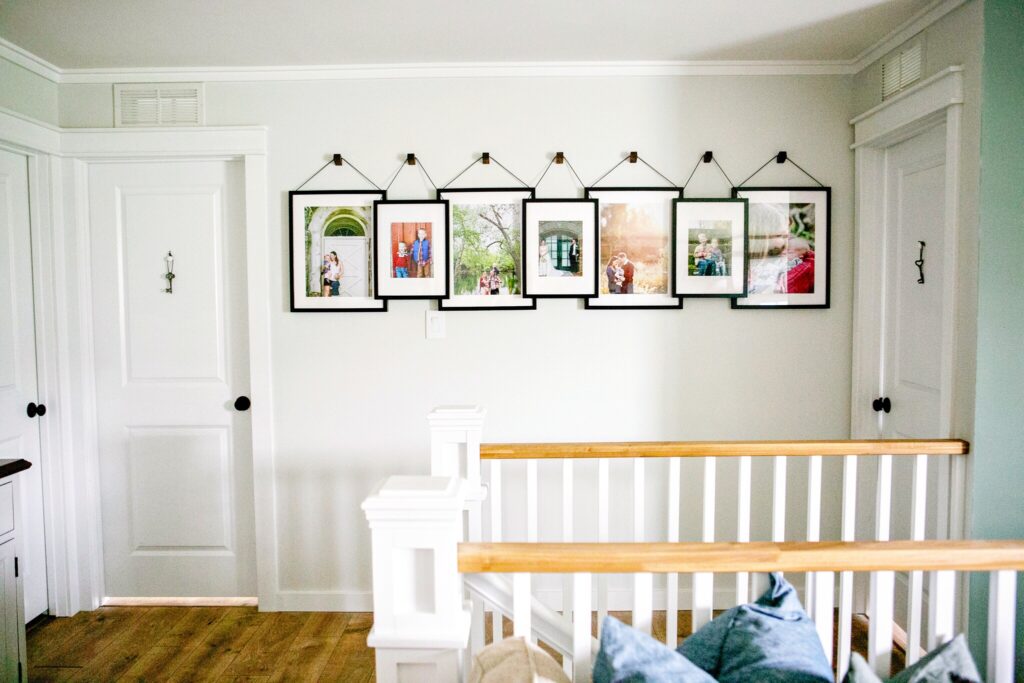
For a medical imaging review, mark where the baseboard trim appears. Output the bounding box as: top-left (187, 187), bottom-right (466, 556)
top-left (275, 590), bottom-right (374, 612)
top-left (102, 596), bottom-right (258, 607)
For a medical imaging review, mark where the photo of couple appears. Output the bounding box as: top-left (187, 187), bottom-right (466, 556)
top-left (597, 202), bottom-right (669, 295)
top-left (451, 202), bottom-right (523, 296)
top-left (390, 222), bottom-right (433, 279)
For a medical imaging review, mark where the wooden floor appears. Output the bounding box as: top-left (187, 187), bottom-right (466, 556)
top-left (27, 606), bottom-right (902, 682)
top-left (27, 608), bottom-right (374, 682)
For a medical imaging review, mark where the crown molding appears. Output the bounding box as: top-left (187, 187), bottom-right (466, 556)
top-left (0, 0), bottom-right (972, 85)
top-left (850, 0), bottom-right (969, 73)
top-left (0, 36), bottom-right (62, 82)
top-left (56, 60), bottom-right (857, 83)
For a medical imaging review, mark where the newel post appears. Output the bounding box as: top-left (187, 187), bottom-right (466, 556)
top-left (363, 475), bottom-right (470, 683)
top-left (428, 406), bottom-right (487, 532)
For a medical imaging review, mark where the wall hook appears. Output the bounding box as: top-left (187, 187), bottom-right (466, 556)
top-left (164, 251), bottom-right (175, 293)
top-left (915, 241), bottom-right (926, 284)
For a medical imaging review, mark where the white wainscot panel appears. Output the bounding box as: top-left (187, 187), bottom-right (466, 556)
top-left (127, 426), bottom-right (233, 552)
top-left (119, 187), bottom-right (226, 383)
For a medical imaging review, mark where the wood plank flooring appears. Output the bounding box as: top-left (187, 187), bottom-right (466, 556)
top-left (27, 607), bottom-right (901, 681)
top-left (27, 608), bottom-right (374, 683)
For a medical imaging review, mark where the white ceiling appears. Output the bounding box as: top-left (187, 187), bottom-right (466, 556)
top-left (0, 0), bottom-right (935, 70)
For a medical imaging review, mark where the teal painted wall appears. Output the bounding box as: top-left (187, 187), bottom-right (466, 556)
top-left (968, 0), bottom-right (1024, 673)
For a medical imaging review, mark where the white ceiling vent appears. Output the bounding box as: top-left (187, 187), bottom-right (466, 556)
top-left (114, 83), bottom-right (204, 127)
top-left (881, 43), bottom-right (923, 101)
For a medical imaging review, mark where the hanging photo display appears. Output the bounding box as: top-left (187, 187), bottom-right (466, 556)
top-left (437, 187), bottom-right (536, 310)
top-left (289, 190), bottom-right (387, 312)
top-left (731, 187), bottom-right (830, 309)
top-left (672, 198), bottom-right (748, 298)
top-left (372, 200), bottom-right (450, 300)
top-left (584, 187), bottom-right (683, 309)
top-left (522, 198), bottom-right (598, 298)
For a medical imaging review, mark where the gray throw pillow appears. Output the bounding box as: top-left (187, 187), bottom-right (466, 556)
top-left (677, 572), bottom-right (834, 683)
top-left (842, 634), bottom-right (981, 683)
top-left (594, 615), bottom-right (716, 683)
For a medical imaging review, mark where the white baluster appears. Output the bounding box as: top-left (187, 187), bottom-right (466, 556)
top-left (513, 572), bottom-right (532, 639)
top-left (868, 570), bottom-right (895, 677)
top-left (986, 570), bottom-right (1017, 683)
top-left (667, 457), bottom-right (681, 646)
top-left (597, 458), bottom-right (609, 635)
top-left (928, 570), bottom-right (955, 649)
top-left (693, 457), bottom-right (716, 631)
top-left (906, 454), bottom-right (928, 664)
top-left (490, 461), bottom-right (504, 645)
top-left (562, 459), bottom-right (574, 678)
top-left (572, 573), bottom-right (593, 683)
top-left (772, 455), bottom-right (787, 542)
top-left (805, 455), bottom-right (822, 612)
top-left (633, 458), bottom-right (645, 541)
top-left (837, 454), bottom-right (858, 681)
top-left (736, 455), bottom-right (752, 605)
top-left (527, 459), bottom-right (538, 542)
top-left (633, 573), bottom-right (653, 635)
top-left (812, 571), bottom-right (835, 666)
top-left (868, 454), bottom-right (894, 677)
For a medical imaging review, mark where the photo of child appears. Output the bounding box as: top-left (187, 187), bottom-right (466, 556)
top-left (747, 202), bottom-right (816, 295)
top-left (391, 222), bottom-right (433, 279)
top-left (598, 202), bottom-right (669, 295)
top-left (687, 221), bottom-right (732, 277)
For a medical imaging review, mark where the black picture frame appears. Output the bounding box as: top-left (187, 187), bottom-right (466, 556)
top-left (288, 189), bottom-right (388, 312)
top-left (372, 199), bottom-right (451, 301)
top-left (730, 186), bottom-right (831, 309)
top-left (671, 197), bottom-right (749, 299)
top-left (436, 187), bottom-right (537, 311)
top-left (521, 198), bottom-right (599, 299)
top-left (583, 186), bottom-right (685, 310)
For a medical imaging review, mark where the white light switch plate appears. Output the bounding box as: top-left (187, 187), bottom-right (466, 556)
top-left (425, 310), bottom-right (445, 339)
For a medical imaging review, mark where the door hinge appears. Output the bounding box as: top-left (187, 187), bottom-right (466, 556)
top-left (14, 557), bottom-right (17, 578)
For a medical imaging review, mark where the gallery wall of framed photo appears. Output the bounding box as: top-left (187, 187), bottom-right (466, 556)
top-left (287, 152), bottom-right (831, 313)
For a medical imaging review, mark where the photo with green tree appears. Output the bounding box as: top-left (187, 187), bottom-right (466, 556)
top-left (452, 202), bottom-right (523, 295)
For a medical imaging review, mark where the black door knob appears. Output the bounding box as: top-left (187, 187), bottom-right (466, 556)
top-left (872, 397), bottom-right (892, 413)
top-left (26, 402), bottom-right (46, 418)
top-left (233, 396), bottom-right (251, 411)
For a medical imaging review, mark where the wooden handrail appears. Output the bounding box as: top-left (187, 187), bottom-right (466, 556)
top-left (480, 439), bottom-right (969, 460)
top-left (458, 540), bottom-right (1024, 574)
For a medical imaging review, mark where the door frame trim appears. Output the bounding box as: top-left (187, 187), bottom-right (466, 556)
top-left (849, 66), bottom-right (965, 534)
top-left (0, 108), bottom-right (278, 613)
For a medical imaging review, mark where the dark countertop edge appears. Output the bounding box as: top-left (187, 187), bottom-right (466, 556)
top-left (0, 459), bottom-right (32, 480)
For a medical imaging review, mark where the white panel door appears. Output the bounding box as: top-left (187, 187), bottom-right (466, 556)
top-left (880, 123), bottom-right (948, 440)
top-left (89, 159), bottom-right (256, 597)
top-left (0, 149), bottom-right (48, 621)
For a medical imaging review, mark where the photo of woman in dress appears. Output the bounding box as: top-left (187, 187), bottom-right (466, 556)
top-left (322, 251), bottom-right (343, 296)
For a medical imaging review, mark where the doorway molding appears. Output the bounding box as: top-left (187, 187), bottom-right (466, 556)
top-left (0, 108), bottom-right (278, 614)
top-left (849, 66), bottom-right (965, 536)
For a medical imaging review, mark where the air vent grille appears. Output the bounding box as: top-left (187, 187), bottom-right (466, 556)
top-left (882, 43), bottom-right (923, 101)
top-left (114, 83), bottom-right (204, 127)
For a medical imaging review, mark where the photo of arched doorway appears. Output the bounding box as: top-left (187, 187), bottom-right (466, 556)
top-left (539, 220), bottom-right (582, 275)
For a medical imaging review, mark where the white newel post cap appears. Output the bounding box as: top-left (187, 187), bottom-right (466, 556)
top-left (427, 406), bottom-right (487, 503)
top-left (362, 475), bottom-right (471, 650)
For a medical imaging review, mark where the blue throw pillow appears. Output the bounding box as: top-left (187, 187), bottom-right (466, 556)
top-left (842, 634), bottom-right (981, 683)
top-left (594, 615), bottom-right (717, 683)
top-left (678, 573), bottom-right (834, 683)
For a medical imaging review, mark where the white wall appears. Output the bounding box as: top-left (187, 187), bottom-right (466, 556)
top-left (59, 73), bottom-right (856, 607)
top-left (0, 56), bottom-right (58, 125)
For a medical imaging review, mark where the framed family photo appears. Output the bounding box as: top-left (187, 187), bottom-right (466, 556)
top-left (372, 200), bottom-right (449, 300)
top-left (731, 187), bottom-right (831, 309)
top-left (522, 198), bottom-right (598, 298)
top-left (437, 187), bottom-right (536, 310)
top-left (672, 198), bottom-right (748, 298)
top-left (289, 190), bottom-right (387, 312)
top-left (584, 187), bottom-right (684, 309)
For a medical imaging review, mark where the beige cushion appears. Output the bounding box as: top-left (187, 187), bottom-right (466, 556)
top-left (469, 637), bottom-right (572, 683)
